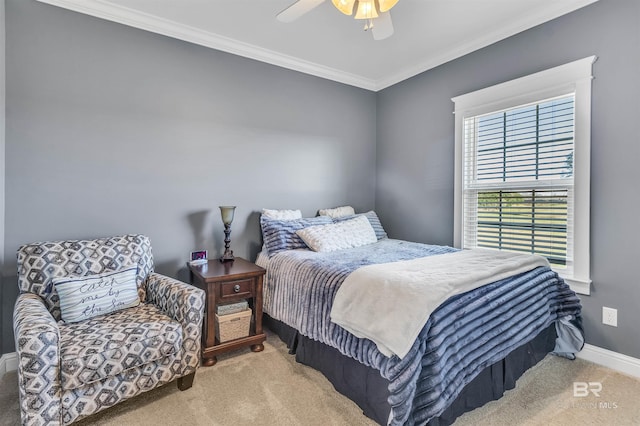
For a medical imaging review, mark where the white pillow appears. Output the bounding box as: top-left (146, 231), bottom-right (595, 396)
top-left (295, 215), bottom-right (377, 252)
top-left (318, 205), bottom-right (356, 219)
top-left (53, 266), bottom-right (140, 323)
top-left (261, 208), bottom-right (303, 220)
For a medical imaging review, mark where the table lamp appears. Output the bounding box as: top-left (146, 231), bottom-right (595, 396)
top-left (219, 206), bottom-right (236, 262)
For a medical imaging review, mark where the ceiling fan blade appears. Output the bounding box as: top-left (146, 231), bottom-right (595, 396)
top-left (277, 0), bottom-right (326, 23)
top-left (372, 11), bottom-right (394, 40)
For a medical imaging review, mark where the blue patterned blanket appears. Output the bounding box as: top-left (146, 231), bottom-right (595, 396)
top-left (259, 239), bottom-right (583, 425)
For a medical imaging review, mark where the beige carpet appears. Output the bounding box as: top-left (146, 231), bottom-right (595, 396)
top-left (2, 330), bottom-right (640, 425)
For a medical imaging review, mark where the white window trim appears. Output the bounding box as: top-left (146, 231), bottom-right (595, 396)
top-left (452, 56), bottom-right (596, 295)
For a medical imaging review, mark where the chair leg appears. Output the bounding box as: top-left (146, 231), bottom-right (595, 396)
top-left (177, 372), bottom-right (196, 391)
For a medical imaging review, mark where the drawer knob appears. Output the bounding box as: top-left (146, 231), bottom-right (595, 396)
top-left (233, 284), bottom-right (241, 293)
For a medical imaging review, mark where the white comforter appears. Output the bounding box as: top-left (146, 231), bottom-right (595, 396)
top-left (330, 249), bottom-right (550, 359)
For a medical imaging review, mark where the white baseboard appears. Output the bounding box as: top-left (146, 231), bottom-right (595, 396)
top-left (578, 343), bottom-right (640, 378)
top-left (0, 352), bottom-right (18, 377)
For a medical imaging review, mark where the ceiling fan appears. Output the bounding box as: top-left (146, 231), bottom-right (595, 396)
top-left (277, 0), bottom-right (398, 41)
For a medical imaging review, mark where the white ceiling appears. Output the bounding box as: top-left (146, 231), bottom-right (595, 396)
top-left (37, 0), bottom-right (598, 91)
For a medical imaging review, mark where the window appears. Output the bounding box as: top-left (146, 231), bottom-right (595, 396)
top-left (453, 57), bottom-right (595, 295)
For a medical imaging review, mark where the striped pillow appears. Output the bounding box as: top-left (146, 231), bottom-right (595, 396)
top-left (333, 210), bottom-right (388, 240)
top-left (260, 216), bottom-right (332, 257)
top-left (53, 266), bottom-right (140, 323)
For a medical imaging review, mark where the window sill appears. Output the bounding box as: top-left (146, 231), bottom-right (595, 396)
top-left (558, 274), bottom-right (591, 295)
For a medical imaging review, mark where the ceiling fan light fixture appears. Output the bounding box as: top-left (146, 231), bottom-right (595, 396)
top-left (354, 0), bottom-right (378, 20)
top-left (378, 0), bottom-right (399, 13)
top-left (331, 0), bottom-right (356, 15)
top-left (281, 0), bottom-right (395, 39)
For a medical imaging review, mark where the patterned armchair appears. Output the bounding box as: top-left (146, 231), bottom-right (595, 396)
top-left (13, 234), bottom-right (205, 425)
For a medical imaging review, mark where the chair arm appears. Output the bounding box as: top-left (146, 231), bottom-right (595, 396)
top-left (146, 272), bottom-right (205, 372)
top-left (13, 293), bottom-right (62, 425)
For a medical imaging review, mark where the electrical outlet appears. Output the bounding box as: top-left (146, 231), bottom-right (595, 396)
top-left (602, 307), bottom-right (618, 327)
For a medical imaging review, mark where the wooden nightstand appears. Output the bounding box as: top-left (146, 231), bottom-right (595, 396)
top-left (188, 257), bottom-right (266, 366)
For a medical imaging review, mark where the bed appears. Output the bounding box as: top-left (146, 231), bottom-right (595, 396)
top-left (256, 210), bottom-right (583, 425)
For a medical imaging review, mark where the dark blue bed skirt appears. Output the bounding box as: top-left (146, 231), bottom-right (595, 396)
top-left (264, 314), bottom-right (556, 426)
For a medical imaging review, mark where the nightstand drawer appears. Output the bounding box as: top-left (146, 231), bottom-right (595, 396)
top-left (220, 279), bottom-right (253, 300)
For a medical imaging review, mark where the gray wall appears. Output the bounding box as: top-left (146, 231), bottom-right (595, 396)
top-left (1, 0), bottom-right (376, 353)
top-left (376, 0), bottom-right (640, 358)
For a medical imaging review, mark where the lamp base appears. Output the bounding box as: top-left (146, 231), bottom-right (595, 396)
top-left (220, 223), bottom-right (234, 262)
top-left (220, 250), bottom-right (235, 262)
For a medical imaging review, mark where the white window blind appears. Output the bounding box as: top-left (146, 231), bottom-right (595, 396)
top-left (462, 95), bottom-right (575, 270)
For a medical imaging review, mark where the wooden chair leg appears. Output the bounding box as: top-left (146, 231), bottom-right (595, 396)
top-left (177, 372), bottom-right (196, 391)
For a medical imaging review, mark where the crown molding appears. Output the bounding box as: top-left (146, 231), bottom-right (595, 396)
top-left (375, 0), bottom-right (599, 91)
top-left (37, 0), bottom-right (598, 93)
top-left (36, 0), bottom-right (378, 91)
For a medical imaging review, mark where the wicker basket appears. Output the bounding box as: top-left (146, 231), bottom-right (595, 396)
top-left (216, 300), bottom-right (249, 316)
top-left (215, 308), bottom-right (251, 342)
